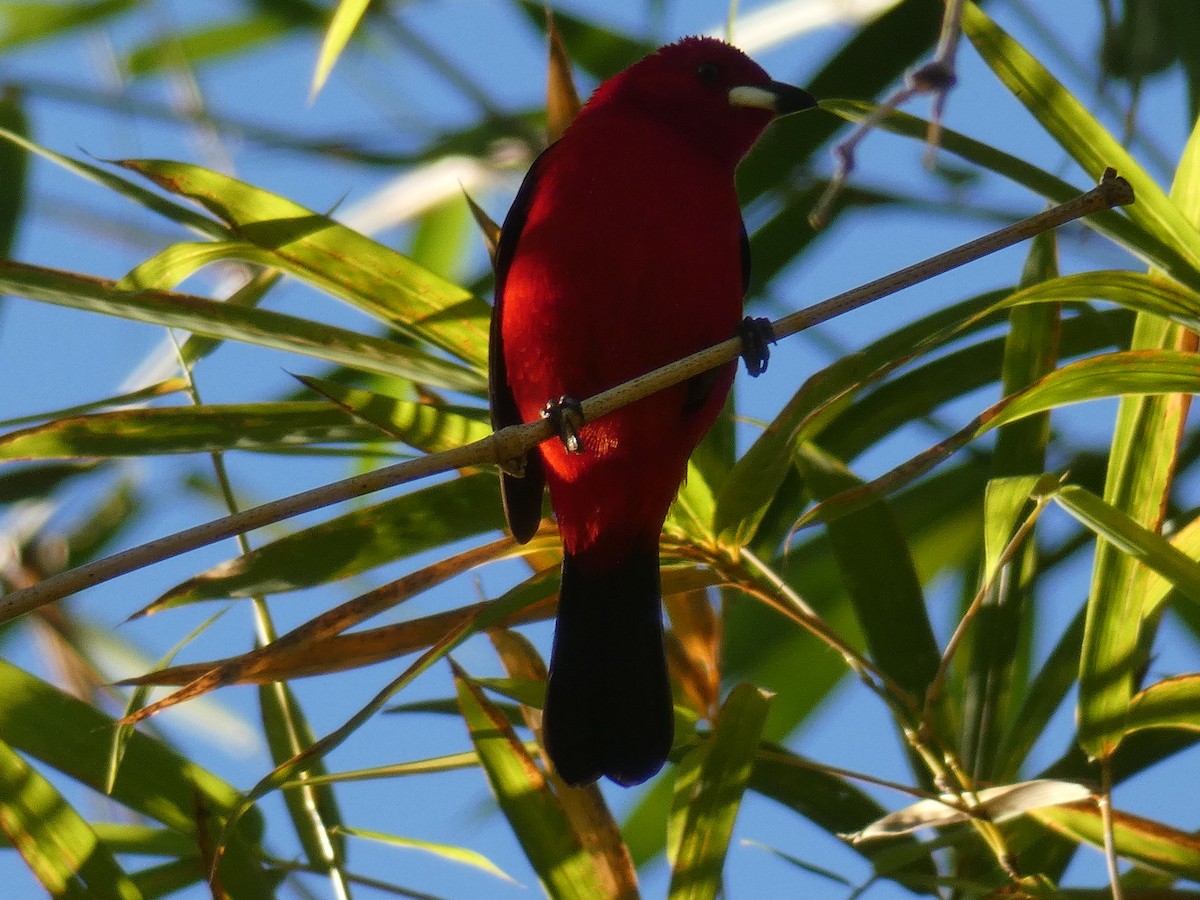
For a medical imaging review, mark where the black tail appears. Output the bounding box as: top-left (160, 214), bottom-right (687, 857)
top-left (543, 548), bottom-right (673, 787)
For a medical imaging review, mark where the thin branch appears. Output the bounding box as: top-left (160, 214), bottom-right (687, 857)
top-left (811, 0), bottom-right (965, 227)
top-left (0, 170), bottom-right (1134, 624)
top-left (1100, 758), bottom-right (1124, 900)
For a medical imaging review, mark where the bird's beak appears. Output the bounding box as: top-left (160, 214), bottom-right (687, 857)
top-left (729, 81), bottom-right (818, 116)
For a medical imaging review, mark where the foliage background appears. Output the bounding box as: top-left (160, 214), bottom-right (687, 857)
top-left (1, 0), bottom-right (1199, 898)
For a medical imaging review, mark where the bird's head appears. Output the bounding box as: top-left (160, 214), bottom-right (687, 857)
top-left (582, 36), bottom-right (817, 166)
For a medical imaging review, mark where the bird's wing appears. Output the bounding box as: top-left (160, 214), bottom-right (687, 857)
top-left (489, 147), bottom-right (554, 544)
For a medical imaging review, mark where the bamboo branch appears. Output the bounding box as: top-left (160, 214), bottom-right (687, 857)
top-left (0, 169), bottom-right (1134, 623)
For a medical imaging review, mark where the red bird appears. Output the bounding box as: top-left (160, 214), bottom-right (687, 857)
top-left (489, 37), bottom-right (815, 786)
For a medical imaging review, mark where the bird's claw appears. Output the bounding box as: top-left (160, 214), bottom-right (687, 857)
top-left (542, 395), bottom-right (586, 454)
top-left (738, 316), bottom-right (775, 377)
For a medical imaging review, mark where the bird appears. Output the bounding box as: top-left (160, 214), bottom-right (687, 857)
top-left (488, 36), bottom-right (816, 787)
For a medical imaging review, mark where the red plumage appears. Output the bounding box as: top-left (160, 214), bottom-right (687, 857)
top-left (489, 37), bottom-right (815, 786)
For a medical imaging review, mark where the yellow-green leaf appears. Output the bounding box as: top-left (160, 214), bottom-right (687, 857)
top-left (311, 0), bottom-right (372, 99)
top-left (668, 684), bottom-right (771, 900)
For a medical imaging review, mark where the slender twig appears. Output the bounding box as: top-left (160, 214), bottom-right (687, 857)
top-left (811, 0), bottom-right (965, 227)
top-left (0, 170), bottom-right (1134, 624)
top-left (1100, 759), bottom-right (1124, 900)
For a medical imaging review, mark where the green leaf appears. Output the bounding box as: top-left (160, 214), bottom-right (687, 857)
top-left (749, 744), bottom-right (938, 891)
top-left (0, 89), bottom-right (28, 258)
top-left (0, 379), bottom-right (188, 430)
top-left (127, 11), bottom-right (314, 76)
top-left (310, 0), bottom-right (372, 99)
top-left (336, 825), bottom-right (514, 881)
top-left (714, 352), bottom-right (872, 550)
top-left (820, 306), bottom-right (1130, 464)
top-left (453, 666), bottom-right (608, 899)
top-left (152, 472), bottom-right (504, 604)
top-left (0, 129), bottom-right (226, 238)
top-left (1070, 99), bottom-right (1200, 759)
top-left (982, 476), bottom-right (1043, 575)
top-left (823, 101), bottom-right (1198, 290)
top-left (295, 375), bottom-right (491, 455)
top-left (0, 259), bottom-right (483, 390)
top-left (667, 684), bottom-right (770, 900)
top-left (995, 609), bottom-right (1084, 782)
top-left (962, 233), bottom-right (1061, 784)
top-left (0, 0), bottom-right (140, 50)
top-left (259, 681), bottom-right (346, 872)
top-left (0, 660), bottom-right (272, 897)
top-left (0, 461), bottom-right (100, 504)
top-left (1125, 675), bottom-right (1200, 735)
top-left (799, 350), bottom-right (1200, 532)
top-left (0, 738), bottom-right (142, 899)
top-left (794, 443), bottom-right (940, 707)
top-left (0, 402), bottom-right (381, 459)
top-left (1002, 270), bottom-right (1200, 331)
top-left (118, 159), bottom-right (491, 367)
top-left (1053, 483), bottom-right (1200, 606)
top-left (962, 1), bottom-right (1200, 277)
top-left (1034, 804), bottom-right (1200, 882)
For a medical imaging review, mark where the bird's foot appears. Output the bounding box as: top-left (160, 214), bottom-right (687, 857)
top-left (738, 316), bottom-right (775, 377)
top-left (542, 395), bottom-right (586, 454)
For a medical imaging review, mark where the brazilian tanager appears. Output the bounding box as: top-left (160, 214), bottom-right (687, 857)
top-left (489, 37), bottom-right (816, 786)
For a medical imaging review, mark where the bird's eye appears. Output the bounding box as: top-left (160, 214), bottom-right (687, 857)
top-left (695, 61), bottom-right (721, 86)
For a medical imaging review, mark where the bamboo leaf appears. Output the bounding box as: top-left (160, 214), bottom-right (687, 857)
top-left (0, 660), bottom-right (272, 897)
top-left (667, 684), bottom-right (770, 900)
top-left (0, 402), bottom-right (380, 460)
top-left (295, 375), bottom-right (491, 455)
top-left (962, 1), bottom-right (1200, 276)
top-left (1053, 483), bottom-right (1200, 605)
top-left (0, 738), bottom-right (142, 899)
top-left (152, 472), bottom-right (504, 605)
top-left (823, 100), bottom-right (1199, 291)
top-left (310, 0), bottom-right (371, 99)
top-left (335, 825), bottom-right (514, 881)
top-left (453, 664), bottom-right (609, 899)
top-left (0, 129), bottom-right (226, 238)
top-left (797, 350), bottom-right (1200, 532)
top-left (127, 12), bottom-right (314, 76)
top-left (794, 443), bottom-right (940, 705)
top-left (0, 90), bottom-right (28, 257)
top-left (258, 681), bottom-right (346, 871)
top-left (0, 0), bottom-right (140, 50)
top-left (0, 260), bottom-right (484, 390)
top-left (1070, 102), bottom-right (1200, 759)
top-left (1033, 804), bottom-right (1200, 882)
top-left (117, 159), bottom-right (491, 367)
top-left (1125, 675), bottom-right (1200, 736)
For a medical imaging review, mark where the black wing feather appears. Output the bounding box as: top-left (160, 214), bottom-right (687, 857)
top-left (488, 148), bottom-right (556, 544)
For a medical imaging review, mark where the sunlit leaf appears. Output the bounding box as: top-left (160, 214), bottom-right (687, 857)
top-left (117, 159), bottom-right (491, 367)
top-left (0, 738), bottom-right (142, 899)
top-left (310, 0), bottom-right (372, 99)
top-left (0, 260), bottom-right (483, 390)
top-left (336, 825), bottom-right (514, 881)
top-left (667, 684), bottom-right (770, 899)
top-left (150, 473), bottom-right (501, 604)
top-left (1125, 675), bottom-right (1200, 736)
top-left (453, 664), bottom-right (609, 899)
top-left (1034, 804), bottom-right (1200, 882)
